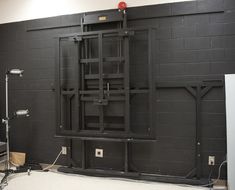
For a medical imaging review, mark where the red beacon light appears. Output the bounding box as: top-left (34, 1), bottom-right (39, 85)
top-left (118, 1), bottom-right (127, 13)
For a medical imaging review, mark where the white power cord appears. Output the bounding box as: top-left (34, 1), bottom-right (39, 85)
top-left (43, 150), bottom-right (62, 171)
top-left (201, 160), bottom-right (227, 187)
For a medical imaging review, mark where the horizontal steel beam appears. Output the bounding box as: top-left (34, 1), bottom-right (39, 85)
top-left (156, 80), bottom-right (224, 88)
top-left (56, 27), bottom-right (153, 38)
top-left (56, 129), bottom-right (155, 140)
top-left (55, 135), bottom-right (155, 142)
top-left (58, 167), bottom-right (210, 186)
top-left (80, 57), bottom-right (125, 64)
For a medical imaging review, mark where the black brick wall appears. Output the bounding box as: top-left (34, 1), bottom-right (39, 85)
top-left (0, 0), bottom-right (234, 179)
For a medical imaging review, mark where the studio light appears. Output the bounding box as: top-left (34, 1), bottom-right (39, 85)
top-left (1, 68), bottom-right (30, 181)
top-left (8, 69), bottom-right (24, 77)
top-left (15, 109), bottom-right (29, 117)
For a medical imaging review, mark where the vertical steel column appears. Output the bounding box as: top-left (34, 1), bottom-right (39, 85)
top-left (81, 140), bottom-right (86, 169)
top-left (124, 142), bottom-right (129, 172)
top-left (81, 39), bottom-right (86, 130)
top-left (55, 38), bottom-right (61, 134)
top-left (67, 139), bottom-right (73, 167)
top-left (123, 13), bottom-right (130, 173)
top-left (123, 34), bottom-right (130, 133)
top-left (98, 33), bottom-right (104, 132)
top-left (76, 40), bottom-right (81, 132)
top-left (66, 96), bottom-right (72, 130)
top-left (186, 85), bottom-right (202, 179)
top-left (123, 13), bottom-right (127, 28)
top-left (123, 13), bottom-right (130, 172)
top-left (121, 11), bottom-right (130, 133)
top-left (148, 29), bottom-right (154, 135)
top-left (81, 23), bottom-right (88, 131)
top-left (195, 85), bottom-right (202, 179)
top-left (117, 22), bottom-right (122, 74)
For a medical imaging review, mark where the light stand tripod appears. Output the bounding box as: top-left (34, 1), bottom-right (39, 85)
top-left (0, 69), bottom-right (30, 188)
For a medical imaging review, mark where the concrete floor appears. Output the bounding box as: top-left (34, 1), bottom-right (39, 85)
top-left (0, 171), bottom-right (210, 190)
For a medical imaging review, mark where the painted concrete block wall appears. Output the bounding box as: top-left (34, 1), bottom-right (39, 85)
top-left (0, 0), bottom-right (193, 24)
top-left (0, 0), bottom-right (232, 180)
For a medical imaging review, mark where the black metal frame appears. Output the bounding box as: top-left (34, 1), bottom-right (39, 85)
top-left (55, 14), bottom-right (156, 140)
top-left (54, 10), bottom-right (225, 185)
top-left (156, 80), bottom-right (224, 179)
top-left (55, 10), bottom-right (157, 180)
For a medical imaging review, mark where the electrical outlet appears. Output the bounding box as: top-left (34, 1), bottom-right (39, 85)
top-left (208, 156), bottom-right (215, 165)
top-left (62, 146), bottom-right (67, 155)
top-left (95, 148), bottom-right (103, 158)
